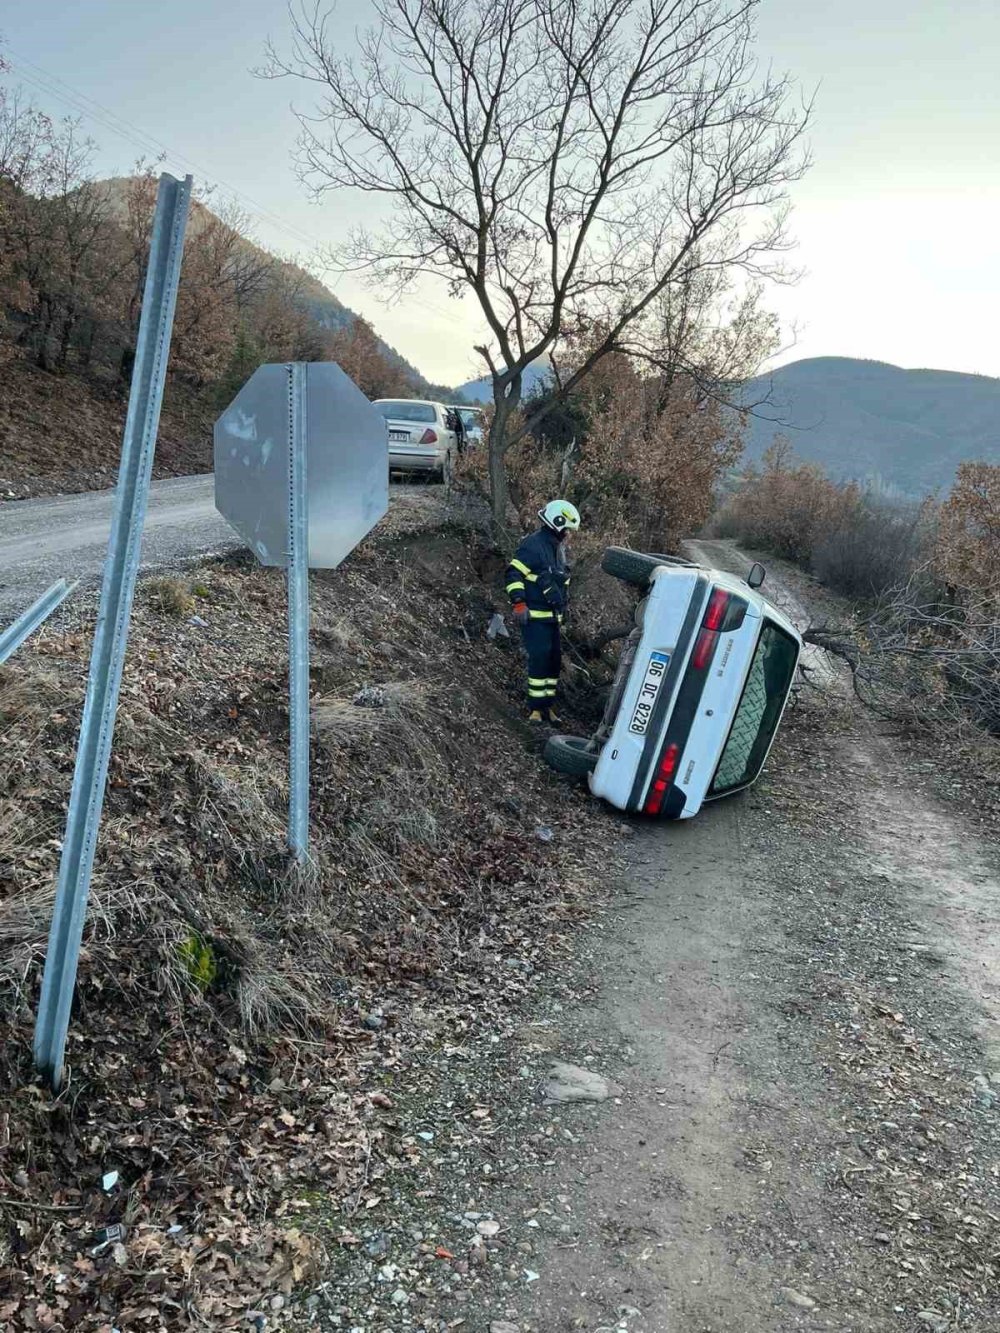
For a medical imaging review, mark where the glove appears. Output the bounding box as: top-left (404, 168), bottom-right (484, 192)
top-left (512, 601), bottom-right (529, 626)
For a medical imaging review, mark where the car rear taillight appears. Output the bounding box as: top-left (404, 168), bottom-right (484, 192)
top-left (703, 588), bottom-right (729, 631)
top-left (420, 428), bottom-right (438, 444)
top-left (691, 626), bottom-right (717, 670)
top-left (643, 742), bottom-right (680, 815)
top-left (690, 588), bottom-right (749, 668)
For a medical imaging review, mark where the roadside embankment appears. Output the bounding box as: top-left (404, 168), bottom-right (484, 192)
top-left (0, 500), bottom-right (624, 1328)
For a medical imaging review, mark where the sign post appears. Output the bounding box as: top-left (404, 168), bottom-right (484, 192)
top-left (34, 173), bottom-right (192, 1090)
top-left (286, 363), bottom-right (310, 859)
top-left (215, 362), bottom-right (388, 857)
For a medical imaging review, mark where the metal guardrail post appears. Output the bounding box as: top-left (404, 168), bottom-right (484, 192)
top-left (287, 362), bottom-right (310, 860)
top-left (0, 578), bottom-right (78, 664)
top-left (34, 173), bottom-right (192, 1090)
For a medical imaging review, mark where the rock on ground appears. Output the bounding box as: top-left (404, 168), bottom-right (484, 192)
top-left (543, 1060), bottom-right (621, 1103)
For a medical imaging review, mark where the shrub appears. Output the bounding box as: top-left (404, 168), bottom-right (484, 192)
top-left (810, 500), bottom-right (931, 600)
top-left (146, 576), bottom-right (194, 617)
top-left (710, 440), bottom-right (860, 564)
top-left (508, 351), bottom-right (744, 554)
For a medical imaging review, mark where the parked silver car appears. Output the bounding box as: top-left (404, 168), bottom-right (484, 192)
top-left (374, 399), bottom-right (458, 482)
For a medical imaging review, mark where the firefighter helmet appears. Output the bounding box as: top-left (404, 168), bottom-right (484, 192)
top-left (539, 499), bottom-right (581, 534)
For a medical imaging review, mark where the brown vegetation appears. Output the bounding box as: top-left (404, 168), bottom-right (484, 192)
top-left (0, 65), bottom-right (420, 495)
top-left (715, 447), bottom-right (1000, 739)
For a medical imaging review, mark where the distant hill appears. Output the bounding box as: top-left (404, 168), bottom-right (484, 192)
top-left (738, 357), bottom-right (1000, 495)
top-left (456, 360), bottom-right (551, 404)
top-left (98, 178), bottom-right (434, 392)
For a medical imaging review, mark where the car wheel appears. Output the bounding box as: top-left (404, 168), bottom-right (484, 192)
top-left (543, 734), bottom-right (599, 778)
top-left (601, 546), bottom-right (667, 587)
top-left (646, 552), bottom-right (697, 568)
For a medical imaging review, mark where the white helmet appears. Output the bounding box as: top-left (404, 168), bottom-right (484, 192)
top-left (539, 499), bottom-right (581, 534)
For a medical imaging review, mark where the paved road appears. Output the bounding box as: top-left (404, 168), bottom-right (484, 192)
top-left (0, 476), bottom-right (238, 618)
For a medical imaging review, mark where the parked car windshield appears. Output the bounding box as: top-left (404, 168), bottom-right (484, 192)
top-left (709, 621), bottom-right (798, 795)
top-left (377, 401), bottom-right (436, 423)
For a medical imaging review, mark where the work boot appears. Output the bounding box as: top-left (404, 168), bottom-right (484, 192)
top-left (547, 708), bottom-right (563, 726)
top-left (528, 709), bottom-right (546, 724)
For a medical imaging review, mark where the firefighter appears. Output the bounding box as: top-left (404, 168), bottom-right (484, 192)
top-left (505, 499), bottom-right (581, 723)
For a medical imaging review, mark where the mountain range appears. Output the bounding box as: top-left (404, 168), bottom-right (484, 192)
top-left (455, 361), bottom-right (550, 403)
top-left (738, 357), bottom-right (1000, 495)
top-left (461, 354), bottom-right (999, 495)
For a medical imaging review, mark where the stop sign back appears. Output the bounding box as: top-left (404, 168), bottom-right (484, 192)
top-left (214, 362), bottom-right (388, 568)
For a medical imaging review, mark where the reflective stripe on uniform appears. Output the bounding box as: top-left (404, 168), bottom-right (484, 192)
top-left (509, 558), bottom-right (538, 581)
top-left (528, 677), bottom-right (549, 686)
top-left (528, 609), bottom-right (556, 619)
top-left (506, 580), bottom-right (525, 594)
top-left (528, 688), bottom-right (548, 699)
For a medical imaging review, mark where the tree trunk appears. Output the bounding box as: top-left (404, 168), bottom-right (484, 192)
top-left (119, 343), bottom-right (136, 385)
top-left (56, 307), bottom-right (77, 373)
top-left (488, 374), bottom-right (522, 542)
top-left (80, 320), bottom-right (96, 371)
top-left (36, 298), bottom-right (55, 372)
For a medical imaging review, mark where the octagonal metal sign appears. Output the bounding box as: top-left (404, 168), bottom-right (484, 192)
top-left (214, 362), bottom-right (388, 568)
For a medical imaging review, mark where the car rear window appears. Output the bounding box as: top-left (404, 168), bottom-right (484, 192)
top-left (377, 401), bottom-right (436, 423)
top-left (709, 621), bottom-right (798, 795)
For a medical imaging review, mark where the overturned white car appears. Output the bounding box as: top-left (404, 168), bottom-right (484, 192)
top-left (544, 548), bottom-right (802, 819)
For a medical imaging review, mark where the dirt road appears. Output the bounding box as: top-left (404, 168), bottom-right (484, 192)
top-left (307, 542), bottom-right (1000, 1333)
top-left (0, 475), bottom-right (451, 618)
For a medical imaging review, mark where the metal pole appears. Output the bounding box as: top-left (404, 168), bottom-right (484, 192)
top-left (34, 173), bottom-right (192, 1090)
top-left (287, 362), bottom-right (310, 859)
top-left (0, 578), bottom-right (78, 664)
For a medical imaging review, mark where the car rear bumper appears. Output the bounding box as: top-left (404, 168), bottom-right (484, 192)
top-left (389, 448), bottom-right (441, 472)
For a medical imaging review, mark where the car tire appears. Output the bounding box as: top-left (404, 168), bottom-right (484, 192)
top-left (647, 552), bottom-right (697, 568)
top-left (601, 547), bottom-right (666, 587)
top-left (543, 734), bottom-right (598, 777)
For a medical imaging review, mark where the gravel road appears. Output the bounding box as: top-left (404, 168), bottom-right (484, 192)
top-left (0, 475), bottom-right (236, 618)
top-left (0, 475), bottom-right (449, 620)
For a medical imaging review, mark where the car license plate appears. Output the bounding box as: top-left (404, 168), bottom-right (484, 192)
top-left (388, 430), bottom-right (409, 442)
top-left (628, 651), bottom-right (670, 735)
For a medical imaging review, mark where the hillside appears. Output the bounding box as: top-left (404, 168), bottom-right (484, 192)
top-left (739, 356), bottom-right (1000, 495)
top-left (455, 359), bottom-right (550, 404)
top-left (0, 169), bottom-right (450, 497)
top-left (97, 178), bottom-right (430, 391)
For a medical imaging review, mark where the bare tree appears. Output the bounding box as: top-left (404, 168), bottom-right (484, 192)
top-left (265, 0), bottom-right (809, 528)
top-left (806, 577), bottom-right (1000, 737)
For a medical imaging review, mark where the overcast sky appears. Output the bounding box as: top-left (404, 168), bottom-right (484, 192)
top-left (4, 0), bottom-right (997, 385)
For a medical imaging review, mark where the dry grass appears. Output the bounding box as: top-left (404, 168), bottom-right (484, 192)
top-left (145, 575), bottom-right (195, 618)
top-left (0, 663), bottom-right (71, 734)
top-left (314, 679), bottom-right (434, 739)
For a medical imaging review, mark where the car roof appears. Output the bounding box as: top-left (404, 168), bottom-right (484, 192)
top-left (373, 398), bottom-right (442, 408)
